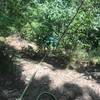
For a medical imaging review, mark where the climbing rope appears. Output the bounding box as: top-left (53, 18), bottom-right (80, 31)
top-left (36, 92), bottom-right (57, 100)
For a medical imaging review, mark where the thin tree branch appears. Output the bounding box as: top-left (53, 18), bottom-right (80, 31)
top-left (56, 0), bottom-right (84, 47)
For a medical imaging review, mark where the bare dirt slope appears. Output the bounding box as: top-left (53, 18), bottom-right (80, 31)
top-left (2, 35), bottom-right (100, 100)
top-left (17, 58), bottom-right (100, 100)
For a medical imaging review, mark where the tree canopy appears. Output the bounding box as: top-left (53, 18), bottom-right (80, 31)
top-left (0, 0), bottom-right (100, 61)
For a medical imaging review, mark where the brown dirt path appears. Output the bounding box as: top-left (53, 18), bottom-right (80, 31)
top-left (3, 35), bottom-right (100, 100)
top-left (16, 58), bottom-right (100, 100)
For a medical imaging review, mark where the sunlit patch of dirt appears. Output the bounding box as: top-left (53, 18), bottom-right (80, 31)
top-left (16, 58), bottom-right (100, 100)
top-left (5, 34), bottom-right (38, 51)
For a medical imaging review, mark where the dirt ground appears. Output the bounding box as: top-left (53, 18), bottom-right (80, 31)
top-left (16, 58), bottom-right (100, 100)
top-left (0, 35), bottom-right (100, 100)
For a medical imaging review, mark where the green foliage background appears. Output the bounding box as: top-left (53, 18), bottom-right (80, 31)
top-left (0, 0), bottom-right (100, 62)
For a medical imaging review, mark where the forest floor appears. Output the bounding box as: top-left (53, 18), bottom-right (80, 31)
top-left (0, 35), bottom-right (100, 100)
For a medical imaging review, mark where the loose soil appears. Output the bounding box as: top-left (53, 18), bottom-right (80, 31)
top-left (0, 35), bottom-right (100, 100)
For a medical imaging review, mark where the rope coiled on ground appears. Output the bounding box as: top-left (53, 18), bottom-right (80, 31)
top-left (36, 92), bottom-right (57, 100)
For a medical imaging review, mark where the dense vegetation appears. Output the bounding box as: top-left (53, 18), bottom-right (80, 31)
top-left (0, 0), bottom-right (100, 65)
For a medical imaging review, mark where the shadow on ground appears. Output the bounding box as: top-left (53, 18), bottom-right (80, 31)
top-left (0, 41), bottom-right (25, 100)
top-left (21, 50), bottom-right (69, 70)
top-left (0, 72), bottom-right (25, 100)
top-left (76, 62), bottom-right (100, 84)
top-left (23, 75), bottom-right (100, 100)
